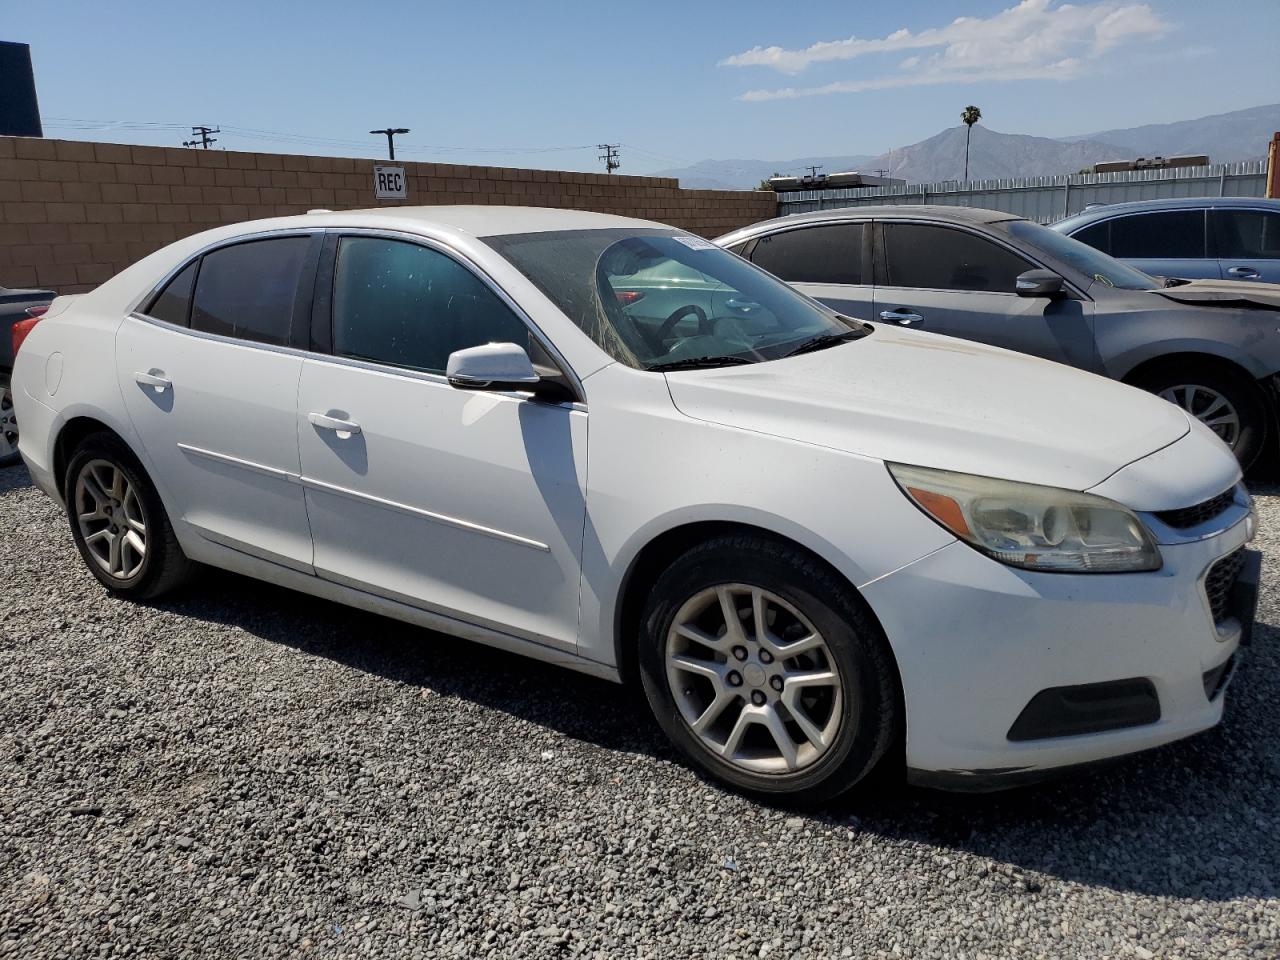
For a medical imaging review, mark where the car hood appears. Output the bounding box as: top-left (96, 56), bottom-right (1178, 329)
top-left (1154, 279), bottom-right (1280, 311)
top-left (664, 326), bottom-right (1190, 492)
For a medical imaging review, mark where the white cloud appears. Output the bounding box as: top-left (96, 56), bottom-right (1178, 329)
top-left (721, 0), bottom-right (1170, 100)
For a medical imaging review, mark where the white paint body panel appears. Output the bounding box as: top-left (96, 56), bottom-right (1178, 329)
top-left (10, 206), bottom-right (1251, 782)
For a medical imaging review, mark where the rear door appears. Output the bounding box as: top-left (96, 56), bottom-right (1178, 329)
top-left (115, 233), bottom-right (320, 572)
top-left (1211, 207), bottom-right (1280, 283)
top-left (745, 221), bottom-right (874, 321)
top-left (873, 220), bottom-right (1098, 370)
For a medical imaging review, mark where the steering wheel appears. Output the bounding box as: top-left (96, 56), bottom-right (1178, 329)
top-left (657, 304), bottom-right (712, 341)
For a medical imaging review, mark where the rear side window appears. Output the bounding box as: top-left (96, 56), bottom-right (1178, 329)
top-left (190, 237), bottom-right (311, 345)
top-left (881, 223), bottom-right (1030, 292)
top-left (750, 223), bottom-right (864, 285)
top-left (1069, 220), bottom-right (1111, 255)
top-left (1109, 210), bottom-right (1205, 259)
top-left (1213, 210), bottom-right (1280, 258)
top-left (146, 260), bottom-right (198, 326)
top-left (331, 237), bottom-right (529, 375)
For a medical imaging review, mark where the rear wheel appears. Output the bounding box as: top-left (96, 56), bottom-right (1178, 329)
top-left (0, 373), bottom-right (19, 467)
top-left (638, 535), bottom-right (899, 803)
top-left (64, 433), bottom-right (194, 599)
top-left (1132, 362), bottom-right (1266, 470)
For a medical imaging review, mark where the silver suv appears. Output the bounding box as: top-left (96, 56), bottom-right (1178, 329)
top-left (717, 205), bottom-right (1280, 468)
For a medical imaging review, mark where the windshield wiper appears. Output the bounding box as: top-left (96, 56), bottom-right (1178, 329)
top-left (782, 329), bottom-right (864, 358)
top-left (647, 355), bottom-right (755, 372)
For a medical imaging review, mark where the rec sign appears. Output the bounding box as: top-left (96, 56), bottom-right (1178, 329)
top-left (373, 164), bottom-right (407, 200)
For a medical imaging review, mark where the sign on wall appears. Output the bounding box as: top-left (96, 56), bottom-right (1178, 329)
top-left (373, 164), bottom-right (407, 200)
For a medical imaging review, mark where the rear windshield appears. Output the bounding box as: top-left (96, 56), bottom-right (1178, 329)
top-left (483, 228), bottom-right (858, 369)
top-left (1005, 220), bottom-right (1159, 291)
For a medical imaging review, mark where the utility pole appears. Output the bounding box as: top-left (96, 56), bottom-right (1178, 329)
top-left (182, 125), bottom-right (219, 149)
top-left (597, 144), bottom-right (620, 174)
top-left (804, 164), bottom-right (824, 178)
top-left (874, 168), bottom-right (890, 178)
top-left (370, 127), bottom-right (410, 160)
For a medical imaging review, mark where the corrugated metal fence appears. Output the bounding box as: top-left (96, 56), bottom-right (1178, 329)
top-left (775, 160), bottom-right (1269, 223)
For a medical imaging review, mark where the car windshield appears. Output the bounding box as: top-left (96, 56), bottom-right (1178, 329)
top-left (483, 228), bottom-right (864, 370)
top-left (1004, 220), bottom-right (1160, 291)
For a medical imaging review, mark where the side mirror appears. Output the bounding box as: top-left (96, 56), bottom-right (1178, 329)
top-left (1015, 269), bottom-right (1066, 299)
top-left (446, 342), bottom-right (541, 392)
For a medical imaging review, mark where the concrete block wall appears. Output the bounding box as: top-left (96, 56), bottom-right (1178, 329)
top-left (0, 136), bottom-right (777, 294)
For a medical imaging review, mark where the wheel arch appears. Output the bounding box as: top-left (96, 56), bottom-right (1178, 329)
top-left (53, 415), bottom-right (144, 498)
top-left (1119, 350), bottom-right (1266, 390)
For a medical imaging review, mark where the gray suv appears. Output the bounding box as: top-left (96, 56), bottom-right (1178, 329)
top-left (1053, 197), bottom-right (1280, 284)
top-left (717, 205), bottom-right (1280, 468)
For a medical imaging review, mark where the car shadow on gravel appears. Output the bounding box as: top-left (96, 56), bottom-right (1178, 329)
top-left (148, 559), bottom-right (1280, 906)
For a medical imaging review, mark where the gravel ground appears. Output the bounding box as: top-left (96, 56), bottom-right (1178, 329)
top-left (1, 461), bottom-right (1277, 960)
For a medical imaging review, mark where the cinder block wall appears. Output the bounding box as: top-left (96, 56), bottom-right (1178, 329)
top-left (0, 137), bottom-right (777, 294)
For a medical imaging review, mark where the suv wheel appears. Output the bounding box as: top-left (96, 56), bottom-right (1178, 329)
top-left (638, 535), bottom-right (899, 803)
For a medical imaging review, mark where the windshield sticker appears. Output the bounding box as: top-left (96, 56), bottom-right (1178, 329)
top-left (672, 235), bottom-right (718, 251)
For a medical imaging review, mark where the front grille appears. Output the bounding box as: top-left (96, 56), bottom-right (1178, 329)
top-left (1205, 549), bottom-right (1246, 624)
top-left (1156, 488), bottom-right (1235, 529)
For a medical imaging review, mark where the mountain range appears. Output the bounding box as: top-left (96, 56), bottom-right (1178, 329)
top-left (656, 103), bottom-right (1279, 190)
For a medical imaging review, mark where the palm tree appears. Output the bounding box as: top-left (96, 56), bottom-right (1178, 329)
top-left (961, 105), bottom-right (982, 181)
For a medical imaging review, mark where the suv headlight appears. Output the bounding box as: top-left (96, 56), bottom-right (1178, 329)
top-left (888, 463), bottom-right (1161, 573)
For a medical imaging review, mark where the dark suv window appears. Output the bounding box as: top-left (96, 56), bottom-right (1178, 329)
top-left (881, 223), bottom-right (1031, 292)
top-left (146, 259), bottom-right (198, 326)
top-left (190, 237), bottom-right (311, 345)
top-left (1069, 220), bottom-right (1111, 255)
top-left (1108, 210), bottom-right (1205, 259)
top-left (749, 223), bottom-right (864, 285)
top-left (1212, 209), bottom-right (1280, 259)
top-left (331, 237), bottom-right (530, 375)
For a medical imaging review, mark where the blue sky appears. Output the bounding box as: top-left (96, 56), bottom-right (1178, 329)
top-left (6, 0), bottom-right (1278, 174)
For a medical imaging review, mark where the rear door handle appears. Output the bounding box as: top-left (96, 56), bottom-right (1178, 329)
top-left (134, 370), bottom-right (172, 392)
top-left (879, 309), bottom-right (925, 326)
top-left (1227, 266), bottom-right (1260, 279)
top-left (308, 412), bottom-right (362, 437)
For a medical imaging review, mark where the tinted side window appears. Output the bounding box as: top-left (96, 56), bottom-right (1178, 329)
top-left (750, 223), bottom-right (863, 284)
top-left (146, 260), bottom-right (198, 326)
top-left (191, 237), bottom-right (310, 345)
top-left (332, 237), bottom-right (529, 375)
top-left (1070, 220), bottom-right (1111, 255)
top-left (1213, 210), bottom-right (1280, 258)
top-left (1109, 211), bottom-right (1205, 259)
top-left (881, 223), bottom-right (1031, 292)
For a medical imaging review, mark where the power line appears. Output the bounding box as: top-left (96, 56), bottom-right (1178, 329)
top-left (182, 125), bottom-right (219, 149)
top-left (597, 143), bottom-right (620, 174)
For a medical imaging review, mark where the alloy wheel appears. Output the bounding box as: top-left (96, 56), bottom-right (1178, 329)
top-left (0, 380), bottom-right (17, 461)
top-left (1158, 383), bottom-right (1240, 448)
top-left (665, 583), bottom-right (843, 774)
top-left (74, 459), bottom-right (148, 580)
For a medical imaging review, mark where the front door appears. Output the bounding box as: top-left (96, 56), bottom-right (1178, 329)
top-left (115, 234), bottom-right (320, 572)
top-left (296, 234), bottom-right (588, 649)
top-left (873, 221), bottom-right (1098, 371)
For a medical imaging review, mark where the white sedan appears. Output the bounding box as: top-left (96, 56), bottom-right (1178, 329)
top-left (10, 206), bottom-right (1258, 801)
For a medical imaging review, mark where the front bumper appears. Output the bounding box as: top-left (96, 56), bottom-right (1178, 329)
top-left (862, 504), bottom-right (1257, 790)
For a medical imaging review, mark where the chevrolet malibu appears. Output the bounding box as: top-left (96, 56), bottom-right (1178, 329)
top-left (10, 207), bottom-right (1259, 801)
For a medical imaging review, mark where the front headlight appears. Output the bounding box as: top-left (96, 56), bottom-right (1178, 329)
top-left (888, 463), bottom-right (1162, 574)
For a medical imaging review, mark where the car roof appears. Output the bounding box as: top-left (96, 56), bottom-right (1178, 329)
top-left (716, 204), bottom-right (1022, 242)
top-left (1055, 195), bottom-right (1280, 229)
top-left (286, 205), bottom-right (666, 237)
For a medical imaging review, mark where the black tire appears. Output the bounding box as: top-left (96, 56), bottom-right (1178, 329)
top-left (1131, 362), bottom-right (1267, 470)
top-left (64, 432), bottom-right (194, 599)
top-left (638, 534), bottom-right (900, 804)
top-left (0, 373), bottom-right (19, 468)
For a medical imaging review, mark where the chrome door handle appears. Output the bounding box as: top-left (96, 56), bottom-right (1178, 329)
top-left (308, 412), bottom-right (362, 437)
top-left (879, 310), bottom-right (924, 325)
top-left (1227, 266), bottom-right (1260, 279)
top-left (134, 370), bottom-right (172, 392)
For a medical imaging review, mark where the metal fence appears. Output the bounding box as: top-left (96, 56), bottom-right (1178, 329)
top-left (775, 160), bottom-right (1269, 223)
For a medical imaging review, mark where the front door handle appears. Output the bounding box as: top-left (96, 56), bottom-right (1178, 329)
top-left (879, 309), bottom-right (925, 326)
top-left (308, 412), bottom-right (362, 438)
top-left (1227, 266), bottom-right (1260, 279)
top-left (134, 370), bottom-right (172, 392)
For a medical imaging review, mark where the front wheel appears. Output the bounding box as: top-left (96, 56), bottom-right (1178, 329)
top-left (1131, 364), bottom-right (1267, 470)
top-left (638, 535), bottom-right (899, 803)
top-left (0, 373), bottom-right (19, 467)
